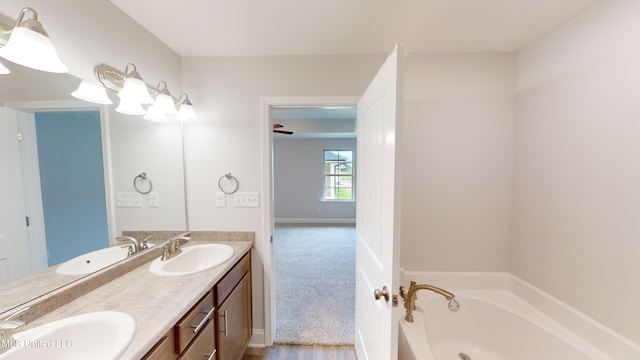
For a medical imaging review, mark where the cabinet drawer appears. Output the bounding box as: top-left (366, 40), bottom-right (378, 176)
top-left (179, 318), bottom-right (215, 360)
top-left (176, 291), bottom-right (214, 353)
top-left (215, 253), bottom-right (250, 305)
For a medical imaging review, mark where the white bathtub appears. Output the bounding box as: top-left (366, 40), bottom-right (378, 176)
top-left (398, 273), bottom-right (640, 360)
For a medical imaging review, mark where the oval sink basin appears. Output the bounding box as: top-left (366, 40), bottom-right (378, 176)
top-left (56, 243), bottom-right (157, 276)
top-left (149, 243), bottom-right (234, 276)
top-left (0, 311), bottom-right (135, 360)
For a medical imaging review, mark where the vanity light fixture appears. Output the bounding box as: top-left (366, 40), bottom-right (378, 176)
top-left (94, 63), bottom-right (198, 121)
top-left (117, 63), bottom-right (154, 104)
top-left (143, 103), bottom-right (168, 122)
top-left (0, 7), bottom-right (68, 73)
top-left (176, 93), bottom-right (198, 121)
top-left (71, 80), bottom-right (113, 105)
top-left (115, 97), bottom-right (146, 116)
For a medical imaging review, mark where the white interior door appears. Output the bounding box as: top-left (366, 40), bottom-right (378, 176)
top-left (0, 107), bottom-right (32, 284)
top-left (16, 111), bottom-right (47, 272)
top-left (354, 45), bottom-right (403, 360)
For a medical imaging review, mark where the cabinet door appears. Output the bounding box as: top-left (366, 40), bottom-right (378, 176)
top-left (217, 273), bottom-right (252, 360)
top-left (143, 329), bottom-right (178, 360)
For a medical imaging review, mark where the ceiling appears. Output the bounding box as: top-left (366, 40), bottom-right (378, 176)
top-left (272, 107), bottom-right (357, 139)
top-left (110, 0), bottom-right (598, 57)
top-left (108, 0), bottom-right (599, 138)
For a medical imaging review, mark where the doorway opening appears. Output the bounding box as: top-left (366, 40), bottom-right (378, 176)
top-left (262, 97), bottom-right (359, 346)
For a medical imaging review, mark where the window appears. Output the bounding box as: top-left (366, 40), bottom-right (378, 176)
top-left (324, 150), bottom-right (353, 200)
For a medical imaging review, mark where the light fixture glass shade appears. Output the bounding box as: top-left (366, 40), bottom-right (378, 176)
top-left (153, 93), bottom-right (178, 115)
top-left (115, 97), bottom-right (146, 116)
top-left (176, 93), bottom-right (197, 121)
top-left (118, 77), bottom-right (154, 104)
top-left (71, 80), bottom-right (112, 104)
top-left (0, 62), bottom-right (9, 74)
top-left (177, 103), bottom-right (197, 121)
top-left (143, 104), bottom-right (168, 122)
top-left (0, 27), bottom-right (68, 73)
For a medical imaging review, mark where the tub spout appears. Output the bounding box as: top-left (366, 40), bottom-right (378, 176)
top-left (401, 281), bottom-right (455, 323)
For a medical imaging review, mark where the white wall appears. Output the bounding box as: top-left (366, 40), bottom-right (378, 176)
top-left (512, 0), bottom-right (640, 344)
top-left (401, 53), bottom-right (517, 271)
top-left (181, 54), bottom-right (384, 337)
top-left (274, 138), bottom-right (356, 223)
top-left (108, 110), bottom-right (186, 235)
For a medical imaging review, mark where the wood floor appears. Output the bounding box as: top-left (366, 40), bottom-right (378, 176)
top-left (244, 345), bottom-right (357, 360)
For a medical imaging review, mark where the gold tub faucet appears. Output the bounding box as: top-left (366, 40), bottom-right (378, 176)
top-left (400, 281), bottom-right (456, 322)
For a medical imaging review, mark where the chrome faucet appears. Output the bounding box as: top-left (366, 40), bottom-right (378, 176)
top-left (161, 236), bottom-right (191, 261)
top-left (140, 234), bottom-right (152, 250)
top-left (0, 307), bottom-right (29, 354)
top-left (400, 281), bottom-right (456, 322)
top-left (117, 236), bottom-right (148, 256)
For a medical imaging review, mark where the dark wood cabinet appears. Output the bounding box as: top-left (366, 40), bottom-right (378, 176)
top-left (143, 329), bottom-right (177, 360)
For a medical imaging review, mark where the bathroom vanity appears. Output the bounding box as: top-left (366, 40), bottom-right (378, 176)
top-left (0, 233), bottom-right (253, 360)
top-left (144, 252), bottom-right (252, 360)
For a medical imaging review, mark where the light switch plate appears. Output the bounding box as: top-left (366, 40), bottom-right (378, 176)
top-left (116, 192), bottom-right (142, 207)
top-left (216, 192), bottom-right (226, 207)
top-left (149, 192), bottom-right (160, 207)
top-left (233, 192), bottom-right (260, 208)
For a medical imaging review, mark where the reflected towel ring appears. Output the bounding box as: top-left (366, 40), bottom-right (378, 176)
top-left (218, 172), bottom-right (239, 194)
top-left (133, 172), bottom-right (153, 194)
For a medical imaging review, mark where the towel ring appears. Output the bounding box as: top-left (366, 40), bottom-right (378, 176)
top-left (133, 172), bottom-right (153, 194)
top-left (218, 172), bottom-right (239, 194)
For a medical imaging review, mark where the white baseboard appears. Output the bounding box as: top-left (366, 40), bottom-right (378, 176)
top-left (249, 329), bottom-right (266, 348)
top-left (275, 218), bottom-right (356, 224)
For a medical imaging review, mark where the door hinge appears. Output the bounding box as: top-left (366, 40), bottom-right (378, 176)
top-left (25, 216), bottom-right (30, 227)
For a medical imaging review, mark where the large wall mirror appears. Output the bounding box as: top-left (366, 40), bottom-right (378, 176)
top-left (0, 61), bottom-right (187, 314)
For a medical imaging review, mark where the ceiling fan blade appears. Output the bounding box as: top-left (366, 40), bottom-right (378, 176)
top-left (273, 129), bottom-right (294, 135)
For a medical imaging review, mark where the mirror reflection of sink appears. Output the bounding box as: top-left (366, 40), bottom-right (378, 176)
top-left (0, 311), bottom-right (135, 359)
top-left (149, 243), bottom-right (234, 276)
top-left (56, 243), bottom-right (156, 276)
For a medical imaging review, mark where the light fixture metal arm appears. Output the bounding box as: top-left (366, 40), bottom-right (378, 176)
top-left (0, 7), bottom-right (41, 44)
top-left (95, 63), bottom-right (176, 101)
top-left (95, 64), bottom-right (156, 95)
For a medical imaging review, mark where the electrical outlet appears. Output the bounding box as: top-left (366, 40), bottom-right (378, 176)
top-left (116, 193), bottom-right (142, 207)
top-left (233, 192), bottom-right (260, 208)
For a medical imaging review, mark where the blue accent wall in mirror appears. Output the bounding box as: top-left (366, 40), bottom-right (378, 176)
top-left (35, 111), bottom-right (108, 266)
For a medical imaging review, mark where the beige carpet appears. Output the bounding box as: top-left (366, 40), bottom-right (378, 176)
top-left (274, 224), bottom-right (356, 345)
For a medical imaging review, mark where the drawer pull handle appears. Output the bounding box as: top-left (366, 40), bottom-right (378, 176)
top-left (219, 310), bottom-right (228, 337)
top-left (192, 307), bottom-right (215, 334)
top-left (205, 349), bottom-right (217, 360)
